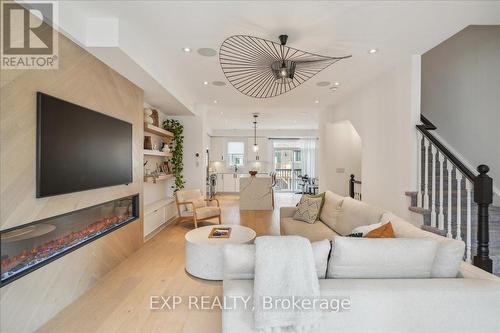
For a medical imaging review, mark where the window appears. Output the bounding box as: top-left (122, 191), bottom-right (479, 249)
top-left (293, 149), bottom-right (302, 162)
top-left (227, 141), bottom-right (245, 166)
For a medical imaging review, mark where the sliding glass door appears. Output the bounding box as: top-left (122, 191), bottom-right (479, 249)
top-left (273, 148), bottom-right (302, 192)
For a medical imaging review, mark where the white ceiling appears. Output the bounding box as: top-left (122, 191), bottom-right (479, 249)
top-left (58, 1), bottom-right (500, 129)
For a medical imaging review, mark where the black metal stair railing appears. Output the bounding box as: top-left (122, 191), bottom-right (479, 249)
top-left (417, 115), bottom-right (493, 273)
top-left (349, 175), bottom-right (362, 201)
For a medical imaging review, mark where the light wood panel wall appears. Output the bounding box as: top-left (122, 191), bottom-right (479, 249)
top-left (0, 29), bottom-right (144, 332)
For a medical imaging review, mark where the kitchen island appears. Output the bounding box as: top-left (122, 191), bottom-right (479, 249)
top-left (239, 175), bottom-right (273, 210)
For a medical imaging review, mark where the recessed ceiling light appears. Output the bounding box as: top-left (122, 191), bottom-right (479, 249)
top-left (198, 48), bottom-right (217, 57)
top-left (213, 100), bottom-right (218, 104)
top-left (330, 86), bottom-right (338, 91)
top-left (212, 81), bottom-right (226, 87)
top-left (316, 81), bottom-right (330, 87)
top-left (183, 47), bottom-right (191, 53)
top-left (368, 48), bottom-right (378, 54)
top-left (314, 100), bottom-right (320, 104)
top-left (220, 111), bottom-right (224, 115)
top-left (203, 81), bottom-right (209, 85)
top-left (333, 82), bottom-right (340, 86)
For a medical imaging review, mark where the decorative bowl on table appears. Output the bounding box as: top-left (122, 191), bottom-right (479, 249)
top-left (249, 170), bottom-right (258, 176)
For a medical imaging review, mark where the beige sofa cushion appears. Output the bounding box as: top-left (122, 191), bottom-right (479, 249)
top-left (319, 191), bottom-right (344, 230)
top-left (381, 212), bottom-right (465, 278)
top-left (328, 237), bottom-right (438, 279)
top-left (334, 197), bottom-right (386, 236)
top-left (195, 206), bottom-right (221, 220)
top-left (280, 217), bottom-right (339, 242)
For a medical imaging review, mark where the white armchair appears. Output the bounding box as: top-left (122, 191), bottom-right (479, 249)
top-left (175, 189), bottom-right (221, 228)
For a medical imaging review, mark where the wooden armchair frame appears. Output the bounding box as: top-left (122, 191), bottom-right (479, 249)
top-left (175, 196), bottom-right (221, 228)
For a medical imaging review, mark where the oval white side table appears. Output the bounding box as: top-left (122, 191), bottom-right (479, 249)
top-left (185, 224), bottom-right (256, 280)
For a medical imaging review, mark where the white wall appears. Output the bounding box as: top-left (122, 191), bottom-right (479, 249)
top-left (320, 59), bottom-right (418, 220)
top-left (421, 25), bottom-right (500, 204)
top-left (319, 120), bottom-right (361, 196)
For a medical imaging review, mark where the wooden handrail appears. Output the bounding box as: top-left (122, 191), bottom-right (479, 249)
top-left (417, 115), bottom-right (475, 181)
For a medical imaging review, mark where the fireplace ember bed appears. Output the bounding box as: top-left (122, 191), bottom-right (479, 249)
top-left (0, 194), bottom-right (139, 287)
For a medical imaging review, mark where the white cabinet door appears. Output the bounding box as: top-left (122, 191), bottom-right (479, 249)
top-left (144, 207), bottom-right (165, 237)
top-left (211, 137), bottom-right (226, 162)
top-left (165, 202), bottom-right (178, 221)
top-left (217, 174), bottom-right (224, 192)
top-left (234, 175), bottom-right (243, 192)
top-left (223, 174), bottom-right (236, 192)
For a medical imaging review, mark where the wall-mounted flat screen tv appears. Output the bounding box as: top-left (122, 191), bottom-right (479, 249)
top-left (36, 92), bottom-right (133, 197)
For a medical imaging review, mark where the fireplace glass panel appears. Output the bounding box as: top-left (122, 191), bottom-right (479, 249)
top-left (1, 194), bottom-right (139, 286)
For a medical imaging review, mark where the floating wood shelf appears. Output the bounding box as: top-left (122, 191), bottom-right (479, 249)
top-left (143, 150), bottom-right (172, 157)
top-left (144, 174), bottom-right (174, 183)
top-left (144, 123), bottom-right (174, 138)
top-left (144, 197), bottom-right (175, 215)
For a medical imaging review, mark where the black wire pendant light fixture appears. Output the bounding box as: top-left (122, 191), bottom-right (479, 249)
top-left (219, 34), bottom-right (351, 98)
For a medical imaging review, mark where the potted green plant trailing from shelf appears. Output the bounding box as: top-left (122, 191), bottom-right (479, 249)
top-left (162, 119), bottom-right (185, 191)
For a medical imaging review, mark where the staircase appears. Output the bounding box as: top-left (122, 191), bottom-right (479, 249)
top-left (407, 116), bottom-right (498, 275)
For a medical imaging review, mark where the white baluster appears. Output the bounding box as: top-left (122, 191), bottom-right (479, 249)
top-left (423, 138), bottom-right (430, 209)
top-left (446, 162), bottom-right (453, 238)
top-left (416, 131), bottom-right (423, 207)
top-left (437, 152), bottom-right (445, 230)
top-left (465, 179), bottom-right (473, 262)
top-left (430, 145), bottom-right (437, 227)
top-left (455, 172), bottom-right (463, 241)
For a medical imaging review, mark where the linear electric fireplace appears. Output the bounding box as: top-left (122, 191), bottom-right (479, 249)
top-left (1, 194), bottom-right (139, 287)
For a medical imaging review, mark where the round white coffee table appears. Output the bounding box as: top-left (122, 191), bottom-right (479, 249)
top-left (185, 224), bottom-right (256, 280)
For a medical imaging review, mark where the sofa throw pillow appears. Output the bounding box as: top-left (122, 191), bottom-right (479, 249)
top-left (319, 191), bottom-right (344, 230)
top-left (293, 195), bottom-right (323, 224)
top-left (351, 222), bottom-right (383, 236)
top-left (333, 197), bottom-right (385, 236)
top-left (296, 192), bottom-right (325, 213)
top-left (365, 222), bottom-right (395, 238)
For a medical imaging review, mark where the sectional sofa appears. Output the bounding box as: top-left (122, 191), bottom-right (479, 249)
top-left (222, 191), bottom-right (500, 332)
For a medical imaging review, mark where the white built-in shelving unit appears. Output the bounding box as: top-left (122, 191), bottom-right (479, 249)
top-left (143, 108), bottom-right (178, 240)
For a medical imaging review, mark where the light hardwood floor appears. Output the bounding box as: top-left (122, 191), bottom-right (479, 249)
top-left (38, 193), bottom-right (301, 333)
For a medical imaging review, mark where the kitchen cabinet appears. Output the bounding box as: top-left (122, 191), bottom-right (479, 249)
top-left (210, 137), bottom-right (226, 162)
top-left (235, 174), bottom-right (242, 191)
top-left (247, 137), bottom-right (268, 162)
top-left (217, 174), bottom-right (225, 192)
top-left (223, 173), bottom-right (238, 192)
top-left (216, 173), bottom-right (241, 192)
top-left (143, 198), bottom-right (178, 239)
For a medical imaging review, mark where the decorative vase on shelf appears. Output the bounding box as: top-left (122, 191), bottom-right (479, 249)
top-left (161, 143), bottom-right (170, 153)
